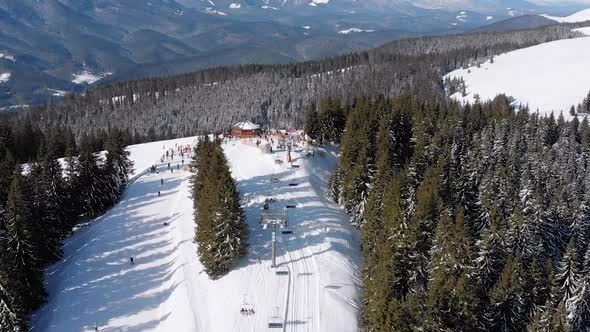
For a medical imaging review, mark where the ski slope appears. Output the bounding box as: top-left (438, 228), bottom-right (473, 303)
top-left (31, 136), bottom-right (360, 332)
top-left (445, 28), bottom-right (590, 120)
top-left (541, 8), bottom-right (590, 23)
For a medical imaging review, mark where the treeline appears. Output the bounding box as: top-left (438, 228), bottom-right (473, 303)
top-left (191, 137), bottom-right (248, 279)
top-left (572, 90), bottom-right (590, 116)
top-left (320, 95), bottom-right (590, 331)
top-left (16, 24), bottom-right (583, 142)
top-left (0, 130), bottom-right (133, 330)
top-left (0, 114), bottom-right (167, 165)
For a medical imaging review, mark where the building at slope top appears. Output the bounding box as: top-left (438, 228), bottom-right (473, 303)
top-left (232, 121), bottom-right (261, 138)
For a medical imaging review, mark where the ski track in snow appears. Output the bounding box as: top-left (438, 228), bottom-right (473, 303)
top-left (31, 137), bottom-right (360, 332)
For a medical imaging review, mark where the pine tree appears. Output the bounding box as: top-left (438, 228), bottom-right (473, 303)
top-left (475, 207), bottom-right (506, 293)
top-left (0, 150), bottom-right (15, 205)
top-left (4, 167), bottom-right (47, 311)
top-left (304, 105), bottom-right (320, 142)
top-left (0, 283), bottom-right (26, 331)
top-left (426, 210), bottom-right (478, 331)
top-left (408, 166), bottom-right (443, 292)
top-left (0, 210), bottom-right (28, 331)
top-left (103, 130), bottom-right (134, 204)
top-left (570, 274), bottom-right (590, 331)
top-left (194, 141), bottom-right (248, 278)
top-left (486, 257), bottom-right (527, 332)
top-left (553, 242), bottom-right (581, 308)
top-left (75, 147), bottom-right (111, 218)
top-left (551, 301), bottom-right (571, 332)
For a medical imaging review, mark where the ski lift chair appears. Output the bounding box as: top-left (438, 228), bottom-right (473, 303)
top-left (268, 308), bottom-right (284, 328)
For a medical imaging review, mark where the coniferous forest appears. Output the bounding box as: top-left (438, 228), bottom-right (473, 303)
top-left (305, 95), bottom-right (590, 331)
top-left (0, 18), bottom-right (590, 332)
top-left (191, 137), bottom-right (249, 279)
top-left (0, 130), bottom-right (132, 330)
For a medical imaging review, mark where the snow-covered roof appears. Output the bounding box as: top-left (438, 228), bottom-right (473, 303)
top-left (234, 121), bottom-right (260, 130)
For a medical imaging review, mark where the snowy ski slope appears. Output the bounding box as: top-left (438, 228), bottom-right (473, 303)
top-left (31, 136), bottom-right (360, 332)
top-left (445, 27), bottom-right (590, 120)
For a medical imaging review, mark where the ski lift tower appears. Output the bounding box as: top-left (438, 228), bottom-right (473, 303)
top-left (260, 209), bottom-right (288, 268)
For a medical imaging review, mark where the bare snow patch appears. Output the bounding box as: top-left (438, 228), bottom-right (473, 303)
top-left (0, 53), bottom-right (16, 62)
top-left (0, 72), bottom-right (11, 83)
top-left (47, 89), bottom-right (68, 97)
top-left (445, 34), bottom-right (590, 120)
top-left (337, 28), bottom-right (375, 34)
top-left (205, 7), bottom-right (228, 15)
top-left (72, 71), bottom-right (112, 84)
top-left (486, 16), bottom-right (494, 21)
top-left (229, 3), bottom-right (241, 8)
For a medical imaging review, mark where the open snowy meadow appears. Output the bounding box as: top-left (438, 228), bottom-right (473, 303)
top-left (446, 27), bottom-right (590, 120)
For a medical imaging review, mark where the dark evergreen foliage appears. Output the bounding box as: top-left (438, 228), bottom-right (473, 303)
top-left (326, 93), bottom-right (590, 331)
top-left (191, 138), bottom-right (249, 278)
top-left (0, 125), bottom-right (132, 329)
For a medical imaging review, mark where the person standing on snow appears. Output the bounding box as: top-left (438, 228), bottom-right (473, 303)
top-left (130, 257), bottom-right (134, 265)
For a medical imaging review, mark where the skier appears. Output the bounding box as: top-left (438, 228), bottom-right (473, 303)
top-left (177, 164), bottom-right (180, 170)
top-left (161, 178), bottom-right (164, 185)
top-left (171, 168), bottom-right (173, 174)
top-left (182, 159), bottom-right (184, 165)
top-left (130, 257), bottom-right (134, 265)
top-left (167, 163), bottom-right (170, 169)
top-left (158, 191), bottom-right (161, 197)
top-left (94, 323), bottom-right (99, 332)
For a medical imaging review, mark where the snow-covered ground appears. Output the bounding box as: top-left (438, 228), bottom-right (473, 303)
top-left (31, 136), bottom-right (360, 331)
top-left (445, 28), bottom-right (590, 119)
top-left (542, 8), bottom-right (590, 23)
top-left (72, 71), bottom-right (112, 85)
top-left (0, 72), bottom-right (10, 83)
top-left (337, 28), bottom-right (375, 34)
top-left (0, 53), bottom-right (16, 62)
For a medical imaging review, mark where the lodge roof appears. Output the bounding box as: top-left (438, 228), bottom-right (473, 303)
top-left (233, 121), bottom-right (260, 130)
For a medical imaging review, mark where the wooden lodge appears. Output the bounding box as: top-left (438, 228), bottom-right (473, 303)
top-left (231, 121), bottom-right (261, 138)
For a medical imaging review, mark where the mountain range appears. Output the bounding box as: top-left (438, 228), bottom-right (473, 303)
top-left (0, 0), bottom-right (584, 107)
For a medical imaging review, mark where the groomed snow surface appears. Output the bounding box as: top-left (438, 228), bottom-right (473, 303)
top-left (445, 28), bottom-right (590, 120)
top-left (31, 136), bottom-right (360, 332)
top-left (542, 8), bottom-right (590, 23)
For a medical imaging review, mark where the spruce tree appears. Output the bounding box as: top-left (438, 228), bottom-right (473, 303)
top-left (194, 141), bottom-right (248, 278)
top-left (5, 167), bottom-right (47, 311)
top-left (104, 130), bottom-right (134, 204)
top-left (553, 242), bottom-right (580, 307)
top-left (75, 146), bottom-right (111, 218)
top-left (0, 210), bottom-right (28, 331)
top-left (408, 166), bottom-right (443, 292)
top-left (426, 210), bottom-right (478, 331)
top-left (486, 257), bottom-right (527, 332)
top-left (304, 105), bottom-right (320, 143)
top-left (475, 207), bottom-right (506, 293)
top-left (0, 150), bottom-right (15, 205)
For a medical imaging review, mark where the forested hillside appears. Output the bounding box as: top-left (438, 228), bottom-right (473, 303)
top-left (0, 130), bottom-right (133, 330)
top-left (1, 17), bottom-right (590, 332)
top-left (9, 23), bottom-right (584, 155)
top-left (309, 95), bottom-right (590, 331)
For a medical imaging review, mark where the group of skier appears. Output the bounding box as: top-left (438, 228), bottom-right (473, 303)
top-left (240, 308), bottom-right (256, 315)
